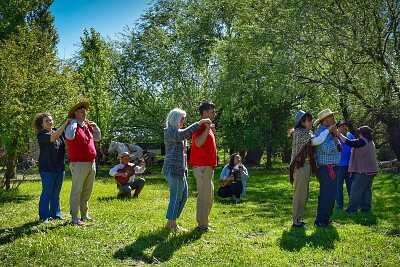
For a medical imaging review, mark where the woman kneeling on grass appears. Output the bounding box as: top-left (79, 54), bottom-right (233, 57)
top-left (162, 108), bottom-right (211, 231)
top-left (289, 110), bottom-right (333, 228)
top-left (218, 153), bottom-right (249, 203)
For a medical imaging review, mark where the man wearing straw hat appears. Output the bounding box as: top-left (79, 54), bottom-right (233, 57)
top-left (65, 101), bottom-right (101, 226)
top-left (313, 108), bottom-right (341, 228)
top-left (109, 151), bottom-right (146, 198)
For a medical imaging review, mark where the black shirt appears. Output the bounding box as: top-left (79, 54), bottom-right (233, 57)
top-left (37, 128), bottom-right (66, 172)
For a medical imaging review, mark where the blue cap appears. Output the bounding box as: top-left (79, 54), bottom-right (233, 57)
top-left (294, 110), bottom-right (312, 126)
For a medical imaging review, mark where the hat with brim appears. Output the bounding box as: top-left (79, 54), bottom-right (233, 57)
top-left (357, 125), bottom-right (372, 135)
top-left (117, 152), bottom-right (134, 159)
top-left (68, 101), bottom-right (89, 119)
top-left (313, 109), bottom-right (337, 127)
top-left (294, 110), bottom-right (313, 127)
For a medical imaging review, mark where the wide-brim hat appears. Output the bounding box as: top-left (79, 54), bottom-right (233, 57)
top-left (294, 110), bottom-right (313, 127)
top-left (117, 152), bottom-right (134, 159)
top-left (313, 109), bottom-right (337, 126)
top-left (68, 101), bottom-right (89, 119)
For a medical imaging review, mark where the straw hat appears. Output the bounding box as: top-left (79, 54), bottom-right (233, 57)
top-left (68, 101), bottom-right (89, 119)
top-left (313, 109), bottom-right (337, 126)
top-left (117, 152), bottom-right (134, 159)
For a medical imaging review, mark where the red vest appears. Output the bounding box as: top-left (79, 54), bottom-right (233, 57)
top-left (67, 124), bottom-right (97, 162)
top-left (189, 124), bottom-right (217, 167)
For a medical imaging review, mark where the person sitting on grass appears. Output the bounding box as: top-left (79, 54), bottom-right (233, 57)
top-left (109, 152), bottom-right (146, 198)
top-left (218, 153), bottom-right (249, 203)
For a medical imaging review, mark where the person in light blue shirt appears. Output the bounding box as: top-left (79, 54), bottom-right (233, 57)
top-left (218, 153), bottom-right (249, 203)
top-left (335, 121), bottom-right (355, 209)
top-left (313, 109), bottom-right (341, 228)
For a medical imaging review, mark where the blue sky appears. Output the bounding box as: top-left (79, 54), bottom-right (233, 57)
top-left (51, 0), bottom-right (152, 59)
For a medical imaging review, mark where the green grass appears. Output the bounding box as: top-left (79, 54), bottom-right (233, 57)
top-left (0, 165), bottom-right (399, 266)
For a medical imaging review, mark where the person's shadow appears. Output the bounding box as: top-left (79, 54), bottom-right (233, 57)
top-left (279, 224), bottom-right (339, 251)
top-left (0, 220), bottom-right (70, 245)
top-left (114, 227), bottom-right (203, 263)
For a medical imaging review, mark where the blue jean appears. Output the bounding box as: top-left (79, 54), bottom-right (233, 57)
top-left (165, 172), bottom-right (188, 220)
top-left (336, 166), bottom-right (353, 208)
top-left (347, 173), bottom-right (375, 212)
top-left (218, 182), bottom-right (243, 198)
top-left (39, 171), bottom-right (65, 220)
top-left (315, 165), bottom-right (337, 224)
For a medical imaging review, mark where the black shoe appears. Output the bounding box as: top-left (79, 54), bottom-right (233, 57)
top-left (196, 226), bottom-right (211, 233)
top-left (292, 222), bottom-right (306, 228)
top-left (314, 221), bottom-right (328, 228)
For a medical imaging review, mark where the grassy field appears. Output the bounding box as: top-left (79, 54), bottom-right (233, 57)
top-left (0, 164), bottom-right (399, 266)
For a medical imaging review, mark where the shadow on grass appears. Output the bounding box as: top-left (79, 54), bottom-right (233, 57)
top-left (0, 220), bottom-right (70, 245)
top-left (0, 191), bottom-right (34, 206)
top-left (114, 227), bottom-right (202, 264)
top-left (279, 225), bottom-right (339, 251)
top-left (333, 210), bottom-right (378, 226)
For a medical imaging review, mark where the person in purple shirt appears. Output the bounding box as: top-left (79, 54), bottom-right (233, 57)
top-left (335, 121), bottom-right (355, 209)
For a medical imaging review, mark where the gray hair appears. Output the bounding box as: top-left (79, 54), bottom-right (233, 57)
top-left (165, 108), bottom-right (186, 128)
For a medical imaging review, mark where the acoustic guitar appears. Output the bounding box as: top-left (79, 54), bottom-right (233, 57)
top-left (115, 164), bottom-right (136, 185)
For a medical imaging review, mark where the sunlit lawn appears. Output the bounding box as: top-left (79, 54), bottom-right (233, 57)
top-left (0, 164), bottom-right (399, 266)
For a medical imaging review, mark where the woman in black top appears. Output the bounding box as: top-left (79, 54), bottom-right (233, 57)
top-left (33, 113), bottom-right (70, 223)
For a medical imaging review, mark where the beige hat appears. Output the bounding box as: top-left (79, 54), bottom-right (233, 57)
top-left (117, 152), bottom-right (133, 159)
top-left (68, 101), bottom-right (89, 119)
top-left (313, 109), bottom-right (337, 126)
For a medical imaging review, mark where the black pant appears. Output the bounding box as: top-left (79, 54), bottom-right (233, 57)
top-left (218, 182), bottom-right (243, 198)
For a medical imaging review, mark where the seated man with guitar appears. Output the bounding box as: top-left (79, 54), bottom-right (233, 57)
top-left (218, 153), bottom-right (249, 203)
top-left (109, 152), bottom-right (146, 198)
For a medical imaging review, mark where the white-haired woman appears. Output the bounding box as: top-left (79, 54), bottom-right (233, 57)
top-left (162, 108), bottom-right (211, 231)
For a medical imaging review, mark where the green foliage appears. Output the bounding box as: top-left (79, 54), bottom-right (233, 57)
top-left (0, 0), bottom-right (79, 190)
top-left (0, 166), bottom-right (399, 266)
top-left (75, 28), bottom-right (114, 147)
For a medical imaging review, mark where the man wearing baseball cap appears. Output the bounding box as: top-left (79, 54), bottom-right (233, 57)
top-left (335, 121), bottom-right (355, 209)
top-left (65, 101), bottom-right (101, 226)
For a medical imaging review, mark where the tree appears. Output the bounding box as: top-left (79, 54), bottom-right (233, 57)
top-left (292, 0), bottom-right (400, 160)
top-left (74, 28), bottom-right (114, 154)
top-left (0, 0), bottom-right (78, 190)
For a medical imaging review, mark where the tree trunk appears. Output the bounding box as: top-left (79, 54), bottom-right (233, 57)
top-left (385, 119), bottom-right (400, 160)
top-left (265, 150), bottom-right (272, 168)
top-left (281, 150), bottom-right (291, 163)
top-left (5, 151), bottom-right (16, 190)
top-left (244, 150), bottom-right (263, 165)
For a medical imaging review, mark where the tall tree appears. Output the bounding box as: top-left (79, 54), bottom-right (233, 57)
top-left (293, 0), bottom-right (400, 159)
top-left (75, 28), bottom-right (114, 151)
top-left (0, 0), bottom-right (78, 190)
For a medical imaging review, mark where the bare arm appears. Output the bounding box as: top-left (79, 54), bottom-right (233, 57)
top-left (194, 123), bottom-right (212, 147)
top-left (50, 118), bottom-right (71, 142)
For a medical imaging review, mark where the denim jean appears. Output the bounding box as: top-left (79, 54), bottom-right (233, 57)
top-left (336, 166), bottom-right (353, 208)
top-left (315, 165), bottom-right (337, 225)
top-left (39, 171), bottom-right (65, 220)
top-left (347, 173), bottom-right (375, 212)
top-left (165, 172), bottom-right (188, 220)
top-left (217, 182), bottom-right (243, 198)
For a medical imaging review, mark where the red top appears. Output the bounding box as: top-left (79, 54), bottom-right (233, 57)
top-left (189, 124), bottom-right (217, 167)
top-left (66, 124), bottom-right (97, 162)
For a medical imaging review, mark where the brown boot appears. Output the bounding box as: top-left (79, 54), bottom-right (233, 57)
top-left (133, 186), bottom-right (144, 198)
top-left (117, 190), bottom-right (124, 198)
